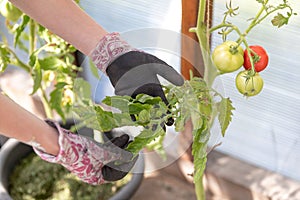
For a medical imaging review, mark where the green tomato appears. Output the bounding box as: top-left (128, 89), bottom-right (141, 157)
top-left (235, 70), bottom-right (264, 97)
top-left (212, 41), bottom-right (244, 73)
top-left (0, 0), bottom-right (23, 22)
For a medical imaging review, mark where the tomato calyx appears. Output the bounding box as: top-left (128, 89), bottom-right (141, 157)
top-left (235, 70), bottom-right (264, 97)
top-left (243, 45), bottom-right (269, 73)
top-left (212, 41), bottom-right (244, 73)
top-left (251, 52), bottom-right (261, 63)
top-left (241, 70), bottom-right (254, 84)
top-left (229, 44), bottom-right (240, 55)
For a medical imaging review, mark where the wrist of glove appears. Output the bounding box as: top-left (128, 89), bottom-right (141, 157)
top-left (91, 32), bottom-right (136, 73)
top-left (33, 120), bottom-right (137, 185)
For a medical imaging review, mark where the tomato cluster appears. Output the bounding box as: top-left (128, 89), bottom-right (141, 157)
top-left (212, 41), bottom-right (269, 97)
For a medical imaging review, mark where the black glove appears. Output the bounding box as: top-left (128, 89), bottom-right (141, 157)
top-left (107, 51), bottom-right (184, 102)
top-left (106, 51), bottom-right (184, 125)
top-left (102, 132), bottom-right (138, 181)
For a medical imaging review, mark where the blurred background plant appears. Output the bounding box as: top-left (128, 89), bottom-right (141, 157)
top-left (0, 0), bottom-right (82, 122)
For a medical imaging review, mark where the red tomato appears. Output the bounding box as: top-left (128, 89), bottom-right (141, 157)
top-left (243, 45), bottom-right (269, 72)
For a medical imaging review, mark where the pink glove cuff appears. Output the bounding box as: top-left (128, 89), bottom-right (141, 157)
top-left (91, 32), bottom-right (134, 73)
top-left (33, 120), bottom-right (122, 185)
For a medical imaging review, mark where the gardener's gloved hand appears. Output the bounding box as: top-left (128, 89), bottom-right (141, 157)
top-left (33, 120), bottom-right (137, 185)
top-left (91, 32), bottom-right (184, 125)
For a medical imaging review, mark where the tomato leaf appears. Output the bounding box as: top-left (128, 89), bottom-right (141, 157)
top-left (126, 124), bottom-right (165, 156)
top-left (0, 45), bottom-right (10, 72)
top-left (174, 114), bottom-right (189, 132)
top-left (73, 78), bottom-right (92, 103)
top-left (217, 98), bottom-right (234, 136)
top-left (255, 0), bottom-right (265, 4)
top-left (30, 58), bottom-right (42, 95)
top-left (49, 82), bottom-right (68, 120)
top-left (138, 109), bottom-right (150, 124)
top-left (134, 94), bottom-right (162, 104)
top-left (102, 95), bottom-right (131, 113)
top-left (14, 15), bottom-right (30, 48)
top-left (128, 102), bottom-right (151, 115)
top-left (89, 59), bottom-right (100, 79)
top-left (39, 57), bottom-right (64, 70)
top-left (192, 124), bottom-right (209, 181)
top-left (93, 105), bottom-right (117, 132)
top-left (191, 111), bottom-right (203, 130)
top-left (271, 13), bottom-right (289, 28)
top-left (146, 134), bottom-right (167, 160)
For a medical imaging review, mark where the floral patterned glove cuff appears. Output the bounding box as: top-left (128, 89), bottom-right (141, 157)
top-left (33, 120), bottom-right (129, 185)
top-left (91, 32), bottom-right (135, 73)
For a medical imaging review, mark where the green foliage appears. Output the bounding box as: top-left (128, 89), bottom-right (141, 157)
top-left (0, 44), bottom-right (10, 72)
top-left (74, 75), bottom-right (234, 173)
top-left (0, 1), bottom-right (85, 120)
top-left (13, 15), bottom-right (30, 47)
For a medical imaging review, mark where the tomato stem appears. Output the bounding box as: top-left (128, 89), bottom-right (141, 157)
top-left (229, 45), bottom-right (239, 55)
top-left (29, 19), bottom-right (36, 56)
top-left (192, 0), bottom-right (218, 87)
top-left (242, 42), bottom-right (256, 75)
top-left (1, 44), bottom-right (31, 72)
top-left (243, 2), bottom-right (266, 36)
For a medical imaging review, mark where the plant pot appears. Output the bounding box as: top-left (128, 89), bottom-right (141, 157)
top-left (0, 139), bottom-right (145, 200)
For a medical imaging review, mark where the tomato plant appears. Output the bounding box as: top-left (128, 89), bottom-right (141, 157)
top-left (243, 45), bottom-right (269, 72)
top-left (212, 41), bottom-right (244, 73)
top-left (235, 70), bottom-right (264, 97)
top-left (188, 0), bottom-right (296, 199)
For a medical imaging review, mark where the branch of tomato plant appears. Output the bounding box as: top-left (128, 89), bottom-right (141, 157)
top-left (187, 0), bottom-right (257, 199)
top-left (29, 19), bottom-right (36, 55)
top-left (0, 43), bottom-right (30, 72)
top-left (189, 0), bottom-right (218, 88)
top-left (39, 86), bottom-right (54, 119)
top-left (250, 2), bottom-right (294, 31)
top-left (1, 35), bottom-right (54, 119)
top-left (188, 1), bottom-right (213, 199)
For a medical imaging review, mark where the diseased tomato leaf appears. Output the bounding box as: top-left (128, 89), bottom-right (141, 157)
top-left (271, 13), bottom-right (289, 28)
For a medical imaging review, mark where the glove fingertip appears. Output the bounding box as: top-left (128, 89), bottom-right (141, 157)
top-left (166, 117), bottom-right (174, 126)
top-left (102, 155), bottom-right (139, 181)
top-left (111, 134), bottom-right (130, 148)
